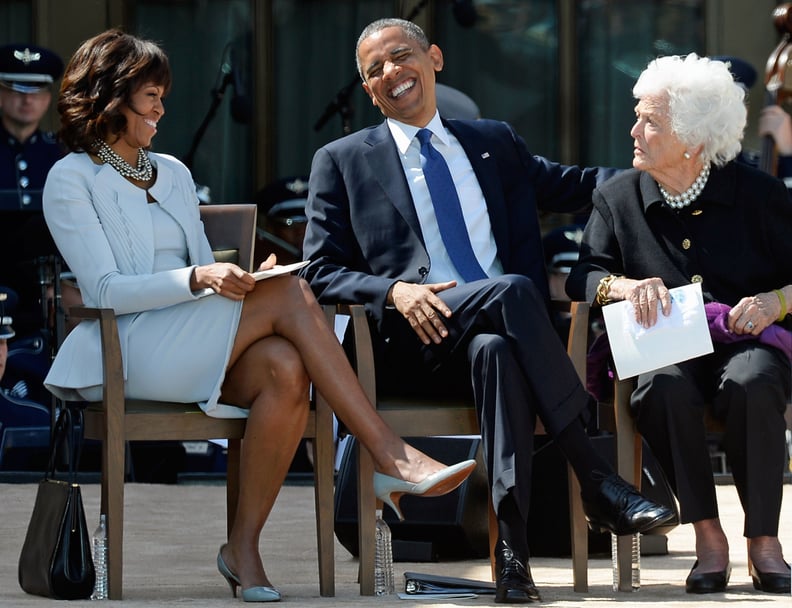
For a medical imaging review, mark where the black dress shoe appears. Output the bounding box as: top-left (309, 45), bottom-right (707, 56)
top-left (685, 560), bottom-right (731, 594)
top-left (750, 561), bottom-right (791, 594)
top-left (494, 540), bottom-right (541, 604)
top-left (583, 473), bottom-right (676, 535)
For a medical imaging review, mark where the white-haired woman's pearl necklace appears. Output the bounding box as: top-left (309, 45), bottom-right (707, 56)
top-left (94, 139), bottom-right (153, 182)
top-left (658, 164), bottom-right (710, 209)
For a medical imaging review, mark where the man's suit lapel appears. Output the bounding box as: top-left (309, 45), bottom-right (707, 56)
top-left (445, 119), bottom-right (510, 259)
top-left (360, 119), bottom-right (511, 260)
top-left (363, 122), bottom-right (424, 239)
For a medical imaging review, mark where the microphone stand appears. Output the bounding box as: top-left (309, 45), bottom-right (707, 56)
top-left (404, 0), bottom-right (430, 21)
top-left (184, 69), bottom-right (233, 170)
top-left (313, 76), bottom-right (359, 134)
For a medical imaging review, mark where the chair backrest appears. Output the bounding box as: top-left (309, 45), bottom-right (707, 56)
top-left (200, 204), bottom-right (257, 272)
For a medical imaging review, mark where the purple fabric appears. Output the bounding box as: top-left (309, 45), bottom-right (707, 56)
top-left (705, 302), bottom-right (792, 362)
top-left (585, 302), bottom-right (792, 398)
top-left (586, 331), bottom-right (613, 401)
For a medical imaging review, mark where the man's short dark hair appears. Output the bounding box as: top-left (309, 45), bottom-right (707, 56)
top-left (356, 18), bottom-right (429, 80)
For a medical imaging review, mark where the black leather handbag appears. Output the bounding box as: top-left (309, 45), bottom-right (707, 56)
top-left (18, 407), bottom-right (95, 599)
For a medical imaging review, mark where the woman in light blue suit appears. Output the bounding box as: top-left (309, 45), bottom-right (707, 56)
top-left (43, 29), bottom-right (475, 602)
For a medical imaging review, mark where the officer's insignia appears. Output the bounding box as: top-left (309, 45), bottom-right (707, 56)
top-left (14, 48), bottom-right (41, 65)
top-left (286, 178), bottom-right (308, 195)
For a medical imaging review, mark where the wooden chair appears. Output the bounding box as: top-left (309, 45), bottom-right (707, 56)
top-left (567, 301), bottom-right (673, 591)
top-left (325, 299), bottom-right (592, 595)
top-left (71, 203), bottom-right (336, 599)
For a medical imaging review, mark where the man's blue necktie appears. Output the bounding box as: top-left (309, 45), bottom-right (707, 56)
top-left (417, 128), bottom-right (487, 282)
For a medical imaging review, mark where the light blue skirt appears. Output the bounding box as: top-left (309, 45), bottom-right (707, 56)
top-left (77, 293), bottom-right (248, 418)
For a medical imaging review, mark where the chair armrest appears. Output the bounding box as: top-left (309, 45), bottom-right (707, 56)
top-left (68, 306), bottom-right (125, 413)
top-left (564, 300), bottom-right (590, 385)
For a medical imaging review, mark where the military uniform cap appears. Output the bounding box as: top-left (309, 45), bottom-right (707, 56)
top-left (256, 175), bottom-right (309, 222)
top-left (543, 224), bottom-right (584, 274)
top-left (436, 83), bottom-right (480, 120)
top-left (0, 43), bottom-right (64, 94)
top-left (711, 55), bottom-right (757, 91)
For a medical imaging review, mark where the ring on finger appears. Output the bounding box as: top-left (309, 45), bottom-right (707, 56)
top-left (746, 320), bottom-right (755, 330)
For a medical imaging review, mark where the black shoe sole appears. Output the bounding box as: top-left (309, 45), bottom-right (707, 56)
top-left (686, 581), bottom-right (729, 594)
top-left (751, 578), bottom-right (791, 593)
top-left (494, 589), bottom-right (542, 604)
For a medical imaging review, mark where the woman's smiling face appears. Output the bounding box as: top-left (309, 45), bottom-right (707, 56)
top-left (119, 82), bottom-right (165, 150)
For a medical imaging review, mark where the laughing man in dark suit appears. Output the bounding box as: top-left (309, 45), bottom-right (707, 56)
top-left (301, 18), bottom-right (674, 603)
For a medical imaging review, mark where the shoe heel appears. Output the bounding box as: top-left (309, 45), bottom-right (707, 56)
top-left (747, 539), bottom-right (752, 577)
top-left (224, 575), bottom-right (238, 598)
top-left (381, 493), bottom-right (405, 521)
top-left (217, 547), bottom-right (240, 598)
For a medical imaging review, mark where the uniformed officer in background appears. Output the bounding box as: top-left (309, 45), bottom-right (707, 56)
top-left (0, 43), bottom-right (65, 339)
top-left (0, 43), bottom-right (64, 195)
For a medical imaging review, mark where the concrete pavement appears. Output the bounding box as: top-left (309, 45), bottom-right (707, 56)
top-left (1, 481), bottom-right (790, 607)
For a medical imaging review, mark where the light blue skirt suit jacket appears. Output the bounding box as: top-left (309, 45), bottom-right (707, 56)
top-left (42, 152), bottom-right (245, 418)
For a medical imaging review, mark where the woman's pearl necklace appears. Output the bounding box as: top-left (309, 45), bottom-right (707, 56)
top-left (94, 139), bottom-right (153, 182)
top-left (658, 164), bottom-right (710, 209)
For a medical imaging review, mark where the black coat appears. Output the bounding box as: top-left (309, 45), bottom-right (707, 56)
top-left (567, 161), bottom-right (792, 330)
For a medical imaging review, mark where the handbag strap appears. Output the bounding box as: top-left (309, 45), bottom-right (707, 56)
top-left (69, 406), bottom-right (84, 479)
top-left (45, 406), bottom-right (85, 483)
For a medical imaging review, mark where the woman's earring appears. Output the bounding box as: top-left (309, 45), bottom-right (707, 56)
top-left (684, 152), bottom-right (691, 160)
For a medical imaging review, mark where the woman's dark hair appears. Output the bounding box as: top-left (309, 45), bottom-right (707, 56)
top-left (57, 29), bottom-right (172, 152)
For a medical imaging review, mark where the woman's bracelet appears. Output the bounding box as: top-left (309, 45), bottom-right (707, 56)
top-left (595, 274), bottom-right (621, 306)
top-left (774, 288), bottom-right (787, 322)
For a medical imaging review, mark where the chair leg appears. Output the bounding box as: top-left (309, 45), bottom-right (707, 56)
top-left (614, 378), bottom-right (641, 591)
top-left (488, 499), bottom-right (497, 581)
top-left (226, 438), bottom-right (241, 537)
top-left (567, 463), bottom-right (589, 592)
top-left (357, 443), bottom-right (376, 595)
top-left (313, 304), bottom-right (338, 596)
top-left (104, 437), bottom-right (126, 599)
top-left (313, 395), bottom-right (336, 596)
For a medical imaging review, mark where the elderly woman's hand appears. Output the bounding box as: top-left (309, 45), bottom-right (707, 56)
top-left (616, 277), bottom-right (672, 329)
top-left (727, 292), bottom-right (782, 335)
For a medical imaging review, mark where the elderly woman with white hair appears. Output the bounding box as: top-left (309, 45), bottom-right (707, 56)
top-left (567, 53), bottom-right (792, 595)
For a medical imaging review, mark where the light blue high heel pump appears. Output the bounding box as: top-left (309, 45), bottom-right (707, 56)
top-left (373, 459), bottom-right (477, 520)
top-left (217, 546), bottom-right (282, 603)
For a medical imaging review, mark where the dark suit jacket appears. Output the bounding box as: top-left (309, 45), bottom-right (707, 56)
top-left (566, 162), bottom-right (792, 330)
top-left (301, 117), bottom-right (612, 334)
